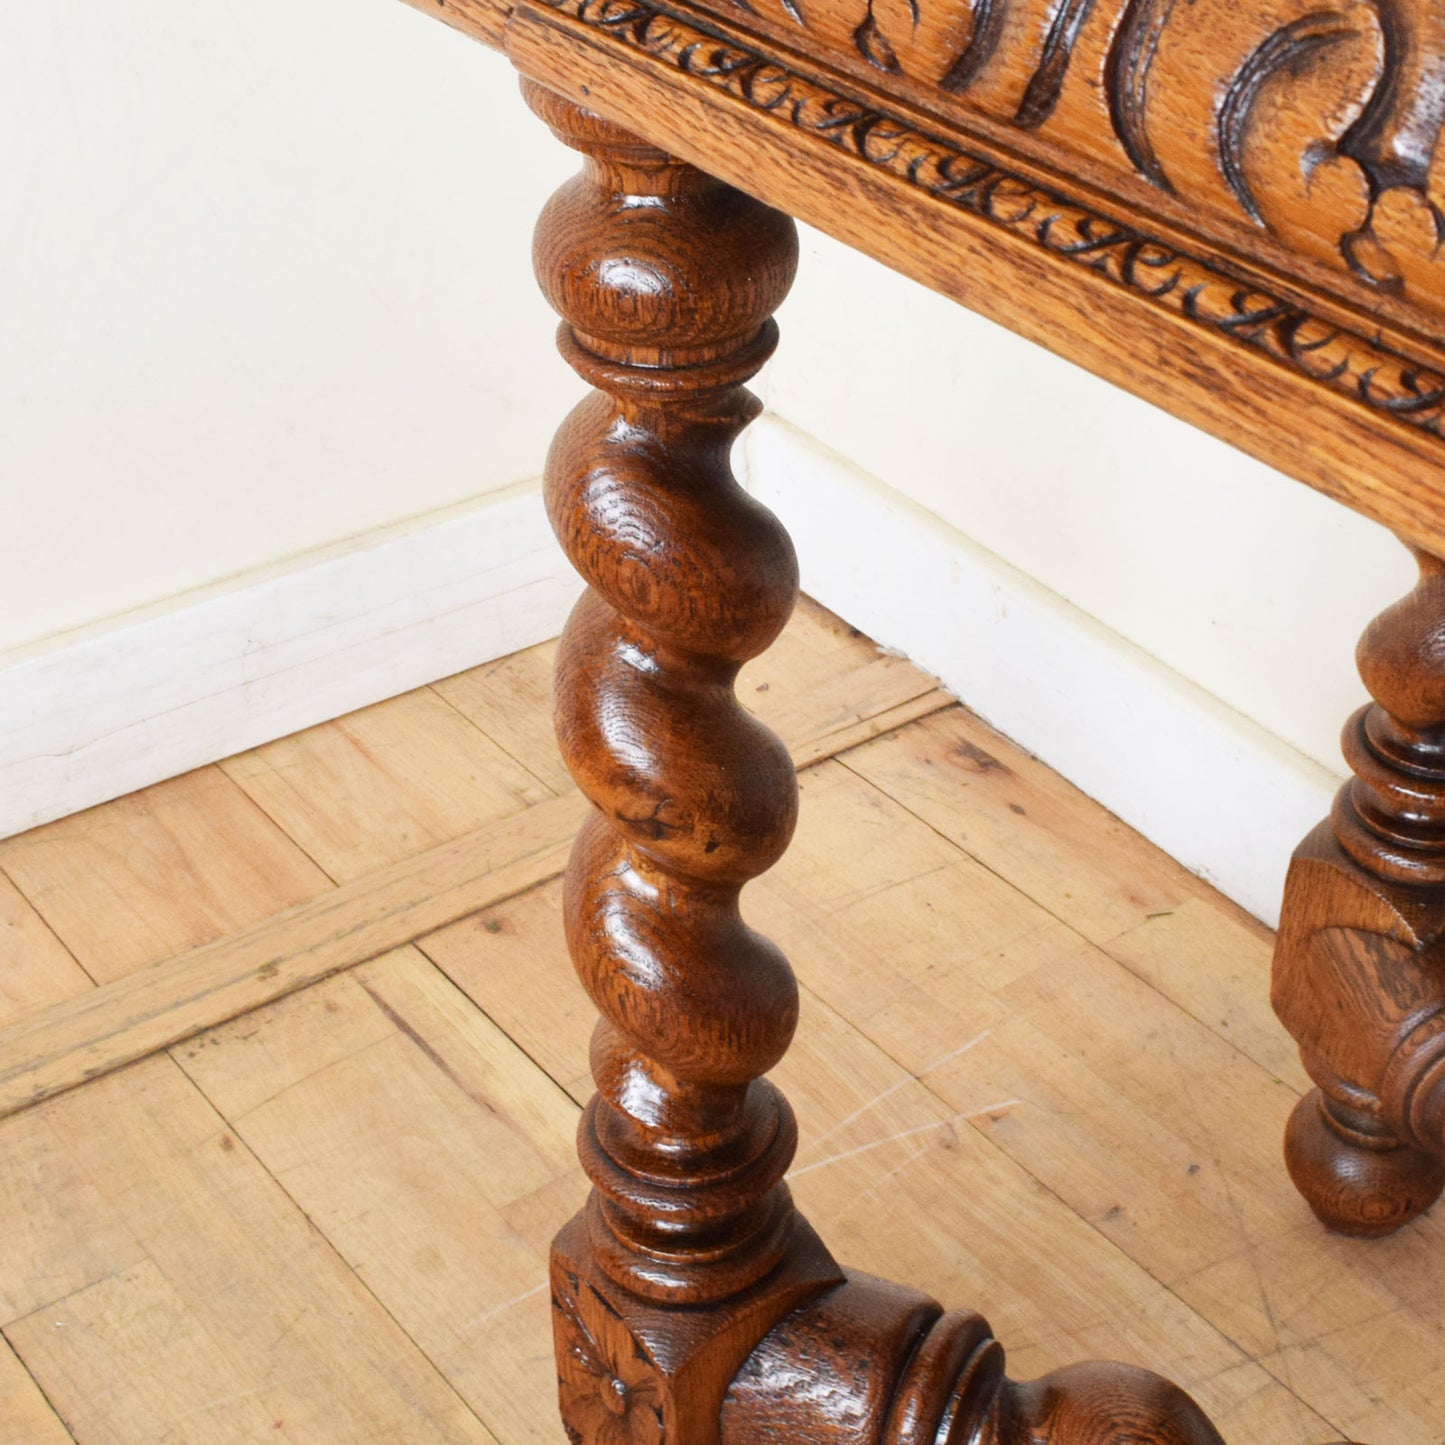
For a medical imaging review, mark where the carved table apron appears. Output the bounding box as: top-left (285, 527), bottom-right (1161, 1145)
top-left (406, 1), bottom-right (1445, 1439)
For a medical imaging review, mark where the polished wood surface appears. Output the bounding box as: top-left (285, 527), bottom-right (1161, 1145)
top-left (417, 0), bottom-right (1445, 562)
top-left (511, 0), bottom-right (1445, 549)
top-left (668, 0), bottom-right (1445, 332)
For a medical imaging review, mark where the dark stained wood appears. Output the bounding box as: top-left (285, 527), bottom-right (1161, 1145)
top-left (723, 1270), bottom-right (1227, 1444)
top-left (526, 82), bottom-right (842, 1442)
top-left (527, 82), bottom-right (1235, 1445)
top-left (1274, 545), bottom-right (1445, 1237)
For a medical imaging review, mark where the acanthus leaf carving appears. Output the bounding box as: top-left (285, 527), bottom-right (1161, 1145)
top-left (539, 0), bottom-right (1445, 442)
top-left (1104, 0), bottom-right (1179, 190)
top-left (1217, 8), bottom-right (1375, 230)
top-left (1014, 0), bottom-right (1097, 128)
top-left (695, 0), bottom-right (1445, 316)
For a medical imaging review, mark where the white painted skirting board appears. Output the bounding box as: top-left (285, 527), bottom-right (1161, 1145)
top-left (7, 424), bottom-right (1339, 927)
top-left (0, 482), bottom-right (582, 841)
top-left (744, 416), bottom-right (1342, 927)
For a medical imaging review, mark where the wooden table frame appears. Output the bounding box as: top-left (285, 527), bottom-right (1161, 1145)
top-left (407, 1), bottom-right (1445, 1438)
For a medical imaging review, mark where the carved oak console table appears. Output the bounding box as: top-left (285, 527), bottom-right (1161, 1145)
top-left (407, 0), bottom-right (1445, 1438)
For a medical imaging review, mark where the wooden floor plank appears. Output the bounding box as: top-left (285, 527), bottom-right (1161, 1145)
top-left (1105, 897), bottom-right (1310, 1090)
top-left (420, 880), bottom-right (595, 1105)
top-left (0, 794), bottom-right (584, 1122)
top-left (0, 769), bottom-right (331, 985)
top-left (429, 755), bottom-right (1433, 1442)
top-left (772, 755), bottom-right (1439, 1445)
top-left (174, 947), bottom-right (582, 1445)
top-left (431, 637), bottom-right (567, 795)
top-left (0, 872), bottom-right (91, 1027)
top-left (0, 1334), bottom-right (73, 1443)
top-left (784, 1087), bottom-right (1332, 1444)
top-left (417, 872), bottom-right (1331, 1441)
top-left (841, 711), bottom-right (1301, 1080)
top-left (841, 707), bottom-right (1274, 937)
top-left (0, 1057), bottom-right (496, 1444)
top-left (220, 687), bottom-right (557, 881)
top-left (1, 620), bottom-right (1428, 1443)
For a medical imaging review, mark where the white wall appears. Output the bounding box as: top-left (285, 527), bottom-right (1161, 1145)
top-left (1, 3), bottom-right (576, 656)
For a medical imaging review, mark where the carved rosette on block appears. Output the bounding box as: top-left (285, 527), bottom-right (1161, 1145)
top-left (526, 78), bottom-right (1227, 1445)
top-left (1275, 547), bottom-right (1445, 1237)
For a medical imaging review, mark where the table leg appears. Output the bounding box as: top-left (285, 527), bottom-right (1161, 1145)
top-left (525, 79), bottom-right (1227, 1445)
top-left (1275, 545), bottom-right (1445, 1236)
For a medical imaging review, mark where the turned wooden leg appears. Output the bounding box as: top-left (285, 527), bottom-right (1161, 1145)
top-left (526, 80), bottom-right (1225, 1445)
top-left (1275, 546), bottom-right (1445, 1237)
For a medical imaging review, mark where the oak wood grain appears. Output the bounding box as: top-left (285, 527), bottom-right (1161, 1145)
top-left (0, 1058), bottom-right (496, 1443)
top-left (522, 86), bottom-right (1234, 1442)
top-left (674, 0), bottom-right (1445, 334)
top-left (0, 768), bottom-right (330, 985)
top-left (0, 610), bottom-right (945, 1125)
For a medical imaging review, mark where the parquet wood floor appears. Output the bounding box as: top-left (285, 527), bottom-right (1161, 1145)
top-left (0, 600), bottom-right (1435, 1444)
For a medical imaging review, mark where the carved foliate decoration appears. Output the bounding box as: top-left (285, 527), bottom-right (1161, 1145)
top-left (699, 0), bottom-right (1445, 317)
top-left (554, 1268), bottom-right (667, 1445)
top-left (535, 0), bottom-right (1445, 448)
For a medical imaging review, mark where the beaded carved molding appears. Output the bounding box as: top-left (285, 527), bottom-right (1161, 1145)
top-left (699, 0), bottom-right (1445, 319)
top-left (535, 0), bottom-right (1445, 444)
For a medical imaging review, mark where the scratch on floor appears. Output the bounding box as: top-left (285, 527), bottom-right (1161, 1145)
top-left (162, 1371), bottom-right (331, 1428)
top-left (804, 1030), bottom-right (996, 1158)
top-left (461, 1279), bottom-right (549, 1333)
top-left (790, 1099), bottom-right (1022, 1180)
top-left (919, 1028), bottom-right (993, 1076)
top-left (805, 1077), bottom-right (914, 1153)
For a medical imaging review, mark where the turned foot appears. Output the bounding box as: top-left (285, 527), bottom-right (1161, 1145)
top-left (1273, 546), bottom-right (1445, 1236)
top-left (1284, 1088), bottom-right (1445, 1238)
top-left (1000, 1362), bottom-right (1222, 1445)
top-left (722, 1272), bottom-right (1223, 1445)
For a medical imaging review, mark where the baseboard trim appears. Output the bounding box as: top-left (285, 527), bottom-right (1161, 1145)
top-left (744, 416), bottom-right (1341, 926)
top-left (0, 483), bottom-right (582, 841)
top-left (8, 431), bottom-right (1341, 924)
